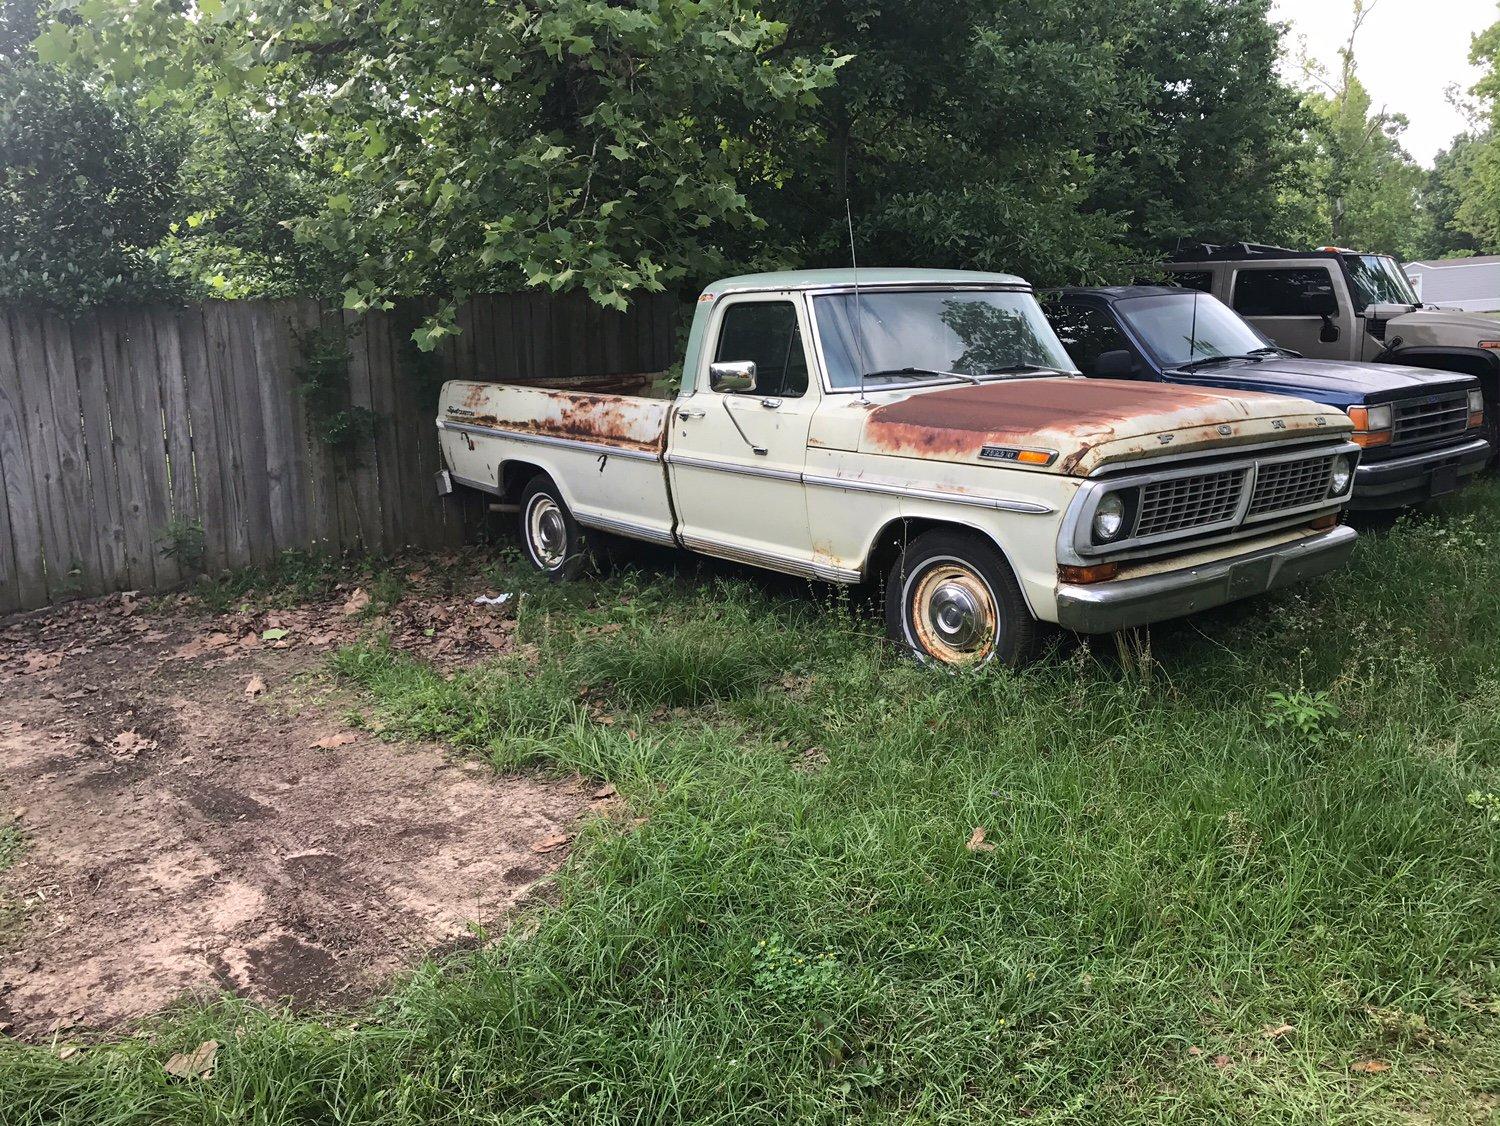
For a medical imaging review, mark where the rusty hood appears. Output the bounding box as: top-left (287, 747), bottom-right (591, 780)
top-left (859, 377), bottom-right (1349, 475)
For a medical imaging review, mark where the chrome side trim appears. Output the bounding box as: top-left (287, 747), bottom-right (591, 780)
top-left (451, 472), bottom-right (501, 496)
top-left (802, 472), bottom-right (1055, 515)
top-left (678, 532), bottom-right (862, 584)
top-left (665, 452), bottom-right (804, 483)
top-left (573, 510), bottom-right (678, 547)
top-left (438, 419), bottom-right (662, 463)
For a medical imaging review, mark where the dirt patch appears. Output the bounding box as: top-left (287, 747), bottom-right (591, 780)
top-left (0, 586), bottom-right (590, 1040)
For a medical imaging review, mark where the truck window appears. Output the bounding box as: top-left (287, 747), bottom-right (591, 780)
top-left (1045, 303), bottom-right (1132, 373)
top-left (1171, 271), bottom-right (1213, 293)
top-left (713, 301), bottom-right (808, 398)
top-left (1232, 268), bottom-right (1335, 317)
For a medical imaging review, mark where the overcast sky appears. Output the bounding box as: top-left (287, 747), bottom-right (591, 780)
top-left (1271, 0), bottom-right (1497, 166)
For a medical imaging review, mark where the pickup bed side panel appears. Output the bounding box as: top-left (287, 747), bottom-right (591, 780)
top-left (439, 381), bottom-right (675, 543)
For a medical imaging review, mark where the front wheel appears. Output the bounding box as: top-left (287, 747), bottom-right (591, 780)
top-left (884, 530), bottom-right (1039, 668)
top-left (519, 476), bottom-right (588, 581)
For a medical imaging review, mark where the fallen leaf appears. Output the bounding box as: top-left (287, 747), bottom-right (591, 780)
top-left (164, 1039), bottom-right (218, 1080)
top-left (23, 652), bottom-right (62, 674)
top-left (245, 676), bottom-right (267, 698)
top-left (311, 733), bottom-right (358, 750)
top-left (593, 783), bottom-right (617, 799)
top-left (111, 730), bottom-right (156, 755)
top-left (1350, 1059), bottom-right (1390, 1074)
top-left (1262, 1023), bottom-right (1295, 1040)
top-left (1212, 1054), bottom-right (1231, 1070)
top-left (530, 834), bottom-right (573, 854)
top-left (1187, 1045), bottom-right (1202, 1057)
top-left (480, 630), bottom-right (510, 649)
top-left (237, 633), bottom-right (261, 651)
top-left (966, 827), bottom-right (996, 853)
top-left (57, 1045), bottom-right (79, 1060)
top-left (261, 628), bottom-right (289, 642)
top-left (343, 588), bottom-right (371, 615)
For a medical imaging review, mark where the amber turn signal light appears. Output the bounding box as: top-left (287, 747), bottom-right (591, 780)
top-left (1346, 405), bottom-right (1392, 447)
top-left (1058, 562), bottom-right (1120, 585)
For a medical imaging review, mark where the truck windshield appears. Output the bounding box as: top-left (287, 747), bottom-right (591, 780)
top-left (1116, 292), bottom-right (1274, 368)
top-left (813, 289), bottom-right (1076, 389)
top-left (1342, 254), bottom-right (1419, 308)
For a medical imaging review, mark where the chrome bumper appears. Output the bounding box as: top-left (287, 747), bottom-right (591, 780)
top-left (1055, 525), bottom-right (1358, 634)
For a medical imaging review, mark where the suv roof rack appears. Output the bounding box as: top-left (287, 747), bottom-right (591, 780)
top-left (1167, 241), bottom-right (1330, 263)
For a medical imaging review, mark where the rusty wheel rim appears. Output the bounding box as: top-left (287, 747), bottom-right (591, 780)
top-left (526, 495), bottom-right (567, 570)
top-left (906, 559), bottom-right (998, 666)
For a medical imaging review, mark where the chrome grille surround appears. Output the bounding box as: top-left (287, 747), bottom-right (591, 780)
top-left (1136, 469), bottom-right (1247, 536)
top-left (1391, 392), bottom-right (1469, 447)
top-left (1064, 439), bottom-right (1360, 562)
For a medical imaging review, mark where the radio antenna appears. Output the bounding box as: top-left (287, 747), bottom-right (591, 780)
top-left (846, 199), bottom-right (870, 402)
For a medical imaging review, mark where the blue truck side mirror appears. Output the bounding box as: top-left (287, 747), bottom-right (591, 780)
top-left (1094, 349), bottom-right (1137, 378)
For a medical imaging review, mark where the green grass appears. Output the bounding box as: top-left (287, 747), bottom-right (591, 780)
top-left (7, 488), bottom-right (1500, 1122)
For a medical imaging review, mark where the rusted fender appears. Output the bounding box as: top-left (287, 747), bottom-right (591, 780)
top-left (861, 378), bottom-right (1346, 474)
top-left (446, 381), bottom-right (668, 454)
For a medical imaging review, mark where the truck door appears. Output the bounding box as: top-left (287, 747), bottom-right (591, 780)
top-left (1229, 265), bottom-right (1351, 359)
top-left (668, 295), bottom-right (818, 571)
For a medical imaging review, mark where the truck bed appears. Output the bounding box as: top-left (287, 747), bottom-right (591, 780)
top-left (441, 377), bottom-right (674, 456)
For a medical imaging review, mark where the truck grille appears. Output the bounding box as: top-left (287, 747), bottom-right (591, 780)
top-left (1136, 469), bottom-right (1246, 536)
top-left (1248, 454), bottom-right (1335, 516)
top-left (1392, 393), bottom-right (1469, 446)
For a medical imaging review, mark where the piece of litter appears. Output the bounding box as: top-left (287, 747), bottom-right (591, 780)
top-left (473, 593), bottom-right (515, 606)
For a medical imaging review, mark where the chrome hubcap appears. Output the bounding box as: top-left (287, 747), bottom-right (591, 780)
top-left (528, 497), bottom-right (567, 569)
top-left (907, 561), bottom-right (998, 666)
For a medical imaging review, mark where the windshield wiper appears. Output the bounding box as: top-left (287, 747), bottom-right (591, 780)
top-left (1246, 346), bottom-right (1282, 356)
top-left (978, 364), bottom-right (1065, 377)
top-left (860, 366), bottom-right (981, 385)
top-left (1177, 354), bottom-right (1262, 372)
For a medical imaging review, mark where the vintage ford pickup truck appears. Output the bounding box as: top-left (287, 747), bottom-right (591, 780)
top-left (437, 269), bottom-right (1361, 666)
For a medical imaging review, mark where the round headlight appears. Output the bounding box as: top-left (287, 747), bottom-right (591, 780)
top-left (1093, 493), bottom-right (1126, 541)
top-left (1329, 454), bottom-right (1354, 497)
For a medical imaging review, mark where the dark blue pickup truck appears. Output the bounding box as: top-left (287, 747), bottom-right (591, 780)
top-left (1043, 286), bottom-right (1491, 509)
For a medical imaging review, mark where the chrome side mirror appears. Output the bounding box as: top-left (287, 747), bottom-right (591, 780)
top-left (709, 360), bottom-right (757, 393)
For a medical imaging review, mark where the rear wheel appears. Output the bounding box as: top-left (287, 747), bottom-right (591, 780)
top-left (519, 476), bottom-right (587, 581)
top-left (884, 530), bottom-right (1039, 668)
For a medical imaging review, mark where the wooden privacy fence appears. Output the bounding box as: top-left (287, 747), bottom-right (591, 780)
top-left (0, 291), bottom-right (678, 614)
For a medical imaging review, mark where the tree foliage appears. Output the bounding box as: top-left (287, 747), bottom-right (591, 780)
top-left (0, 0), bottom-right (186, 305)
top-left (42, 0), bottom-right (842, 343)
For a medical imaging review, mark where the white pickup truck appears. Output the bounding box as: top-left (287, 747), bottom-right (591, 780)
top-left (437, 269), bottom-right (1361, 666)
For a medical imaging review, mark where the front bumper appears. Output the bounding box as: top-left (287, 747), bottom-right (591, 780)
top-left (1350, 435), bottom-right (1490, 510)
top-left (1055, 524), bottom-right (1358, 633)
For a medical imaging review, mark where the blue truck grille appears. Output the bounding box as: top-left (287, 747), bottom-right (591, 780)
top-left (1392, 393), bottom-right (1469, 447)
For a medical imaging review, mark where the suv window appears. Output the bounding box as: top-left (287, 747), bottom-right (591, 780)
top-left (1171, 271), bottom-right (1213, 293)
top-left (713, 301), bottom-right (809, 398)
top-left (1232, 268), bottom-right (1336, 317)
top-left (1045, 302), bottom-right (1134, 373)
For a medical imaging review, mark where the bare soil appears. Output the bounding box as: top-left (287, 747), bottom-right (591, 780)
top-left (0, 581), bottom-right (589, 1041)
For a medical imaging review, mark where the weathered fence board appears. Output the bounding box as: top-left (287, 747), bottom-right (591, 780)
top-left (0, 290), bottom-right (678, 613)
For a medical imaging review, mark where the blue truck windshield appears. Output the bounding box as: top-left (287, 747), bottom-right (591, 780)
top-left (1116, 293), bottom-right (1272, 368)
top-left (814, 289), bottom-right (1076, 389)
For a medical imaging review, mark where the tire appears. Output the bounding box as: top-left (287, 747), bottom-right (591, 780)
top-left (519, 476), bottom-right (588, 582)
top-left (883, 529), bottom-right (1039, 669)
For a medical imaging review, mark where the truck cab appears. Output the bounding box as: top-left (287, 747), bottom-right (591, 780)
top-left (1043, 286), bottom-right (1490, 509)
top-left (1162, 243), bottom-right (1500, 449)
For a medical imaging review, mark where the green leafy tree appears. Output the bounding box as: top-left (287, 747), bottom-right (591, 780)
top-left (733, 0), bottom-right (1305, 283)
top-left (1281, 1), bottom-right (1428, 258)
top-left (0, 0), bottom-right (186, 305)
top-left (42, 0), bottom-right (842, 344)
top-left (1414, 133), bottom-right (1484, 260)
top-left (1452, 18), bottom-right (1500, 253)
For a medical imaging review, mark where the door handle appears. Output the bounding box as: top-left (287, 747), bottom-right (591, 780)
top-left (677, 407), bottom-right (706, 420)
top-left (759, 397), bottom-right (783, 410)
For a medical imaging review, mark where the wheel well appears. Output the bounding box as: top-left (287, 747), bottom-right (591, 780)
top-left (864, 517), bottom-right (1014, 586)
top-left (499, 460), bottom-right (549, 502)
top-left (1385, 346), bottom-right (1500, 398)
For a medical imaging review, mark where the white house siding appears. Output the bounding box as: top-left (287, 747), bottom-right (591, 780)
top-left (1404, 257), bottom-right (1500, 312)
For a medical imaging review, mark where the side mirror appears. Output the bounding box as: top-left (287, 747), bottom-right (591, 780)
top-left (1093, 349), bottom-right (1138, 379)
top-left (709, 360), bottom-right (757, 393)
top-left (1319, 317), bottom-right (1340, 344)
